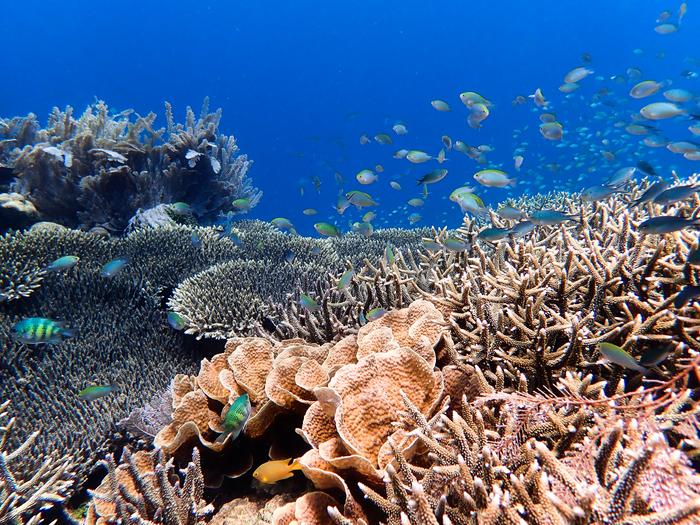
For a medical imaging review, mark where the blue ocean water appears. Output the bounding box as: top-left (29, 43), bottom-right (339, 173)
top-left (2, 0), bottom-right (698, 234)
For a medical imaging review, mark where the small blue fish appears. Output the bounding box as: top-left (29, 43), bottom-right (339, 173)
top-left (11, 317), bottom-right (73, 345)
top-left (509, 221), bottom-right (536, 238)
top-left (46, 255), bottom-right (79, 272)
top-left (530, 210), bottom-right (579, 225)
top-left (190, 231), bottom-right (202, 248)
top-left (653, 184), bottom-right (700, 205)
top-left (215, 393), bottom-right (251, 444)
top-left (638, 215), bottom-right (700, 234)
top-left (101, 258), bottom-right (128, 278)
top-left (631, 180), bottom-right (668, 207)
top-left (167, 311), bottom-right (187, 330)
top-left (283, 250), bottom-right (296, 263)
top-left (477, 227), bottom-right (510, 242)
top-left (78, 385), bottom-right (115, 401)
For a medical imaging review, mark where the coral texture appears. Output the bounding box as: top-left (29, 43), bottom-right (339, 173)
top-left (1, 99), bottom-right (260, 231)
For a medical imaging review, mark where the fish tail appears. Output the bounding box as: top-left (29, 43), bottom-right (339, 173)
top-left (214, 432), bottom-right (229, 445)
top-left (289, 459), bottom-right (303, 471)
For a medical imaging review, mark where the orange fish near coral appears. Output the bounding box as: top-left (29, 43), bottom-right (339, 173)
top-left (252, 458), bottom-right (302, 484)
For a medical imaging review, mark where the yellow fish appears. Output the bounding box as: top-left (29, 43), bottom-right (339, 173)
top-left (253, 458), bottom-right (302, 484)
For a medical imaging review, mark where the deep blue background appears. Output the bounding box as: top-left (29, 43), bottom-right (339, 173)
top-left (2, 1), bottom-right (698, 234)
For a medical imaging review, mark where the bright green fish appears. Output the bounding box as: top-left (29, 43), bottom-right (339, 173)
top-left (384, 244), bottom-right (395, 265)
top-left (167, 311), bottom-right (187, 330)
top-left (46, 255), bottom-right (79, 272)
top-left (216, 393), bottom-right (252, 444)
top-left (11, 317), bottom-right (74, 345)
top-left (300, 293), bottom-right (319, 312)
top-left (232, 198), bottom-right (252, 212)
top-left (366, 308), bottom-right (387, 321)
top-left (271, 217), bottom-right (296, 233)
top-left (314, 222), bottom-right (341, 237)
top-left (78, 385), bottom-right (115, 401)
top-left (599, 342), bottom-right (648, 373)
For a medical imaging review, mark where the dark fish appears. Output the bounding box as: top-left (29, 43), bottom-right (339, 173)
top-left (477, 227), bottom-right (510, 242)
top-left (509, 221), bottom-right (536, 238)
top-left (653, 184), bottom-right (700, 205)
top-left (675, 285), bottom-right (700, 308)
top-left (639, 346), bottom-right (671, 367)
top-left (638, 215), bottom-right (700, 234)
top-left (529, 210), bottom-right (579, 225)
top-left (636, 161), bottom-right (657, 176)
top-left (631, 179), bottom-right (668, 206)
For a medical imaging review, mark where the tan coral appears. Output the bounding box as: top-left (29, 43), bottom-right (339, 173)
top-left (227, 337), bottom-right (275, 403)
top-left (271, 491), bottom-right (340, 525)
top-left (355, 299), bottom-right (445, 366)
top-left (154, 389), bottom-right (219, 454)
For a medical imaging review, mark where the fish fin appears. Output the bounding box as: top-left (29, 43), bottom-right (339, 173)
top-left (61, 327), bottom-right (76, 339)
top-left (214, 432), bottom-right (229, 445)
top-left (278, 471), bottom-right (296, 481)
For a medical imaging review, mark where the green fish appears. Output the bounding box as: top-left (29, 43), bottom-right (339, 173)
top-left (167, 311), bottom-right (187, 330)
top-left (338, 269), bottom-right (354, 290)
top-left (300, 293), bottom-right (319, 312)
top-left (46, 255), bottom-right (79, 272)
top-left (422, 239), bottom-right (443, 251)
top-left (443, 237), bottom-right (469, 251)
top-left (384, 244), bottom-right (395, 265)
top-left (101, 258), bottom-right (129, 278)
top-left (346, 191), bottom-right (377, 208)
top-left (271, 217), bottom-right (296, 234)
top-left (232, 198), bottom-right (252, 212)
top-left (599, 342), bottom-right (648, 373)
top-left (216, 393), bottom-right (251, 444)
top-left (11, 317), bottom-right (74, 345)
top-left (78, 385), bottom-right (115, 401)
top-left (366, 307), bottom-right (387, 321)
top-left (314, 222), bottom-right (341, 237)
top-left (170, 202), bottom-right (193, 215)
top-left (352, 221), bottom-right (373, 238)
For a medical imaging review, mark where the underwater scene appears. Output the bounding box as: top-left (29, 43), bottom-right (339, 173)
top-left (2, 0), bottom-right (700, 523)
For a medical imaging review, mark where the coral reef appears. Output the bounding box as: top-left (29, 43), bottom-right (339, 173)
top-left (0, 400), bottom-right (74, 524)
top-left (85, 447), bottom-right (213, 524)
top-left (0, 99), bottom-right (260, 232)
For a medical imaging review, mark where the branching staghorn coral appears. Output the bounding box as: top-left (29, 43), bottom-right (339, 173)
top-left (2, 99), bottom-right (260, 231)
top-left (85, 447), bottom-right (213, 524)
top-left (0, 400), bottom-right (74, 525)
top-left (358, 388), bottom-right (700, 525)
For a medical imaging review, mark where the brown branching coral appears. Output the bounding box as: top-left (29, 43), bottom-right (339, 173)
top-left (0, 400), bottom-right (74, 525)
top-left (359, 390), bottom-right (700, 525)
top-left (3, 99), bottom-right (260, 231)
top-left (85, 447), bottom-right (213, 524)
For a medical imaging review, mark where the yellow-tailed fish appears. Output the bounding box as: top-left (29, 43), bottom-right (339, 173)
top-left (253, 458), bottom-right (302, 484)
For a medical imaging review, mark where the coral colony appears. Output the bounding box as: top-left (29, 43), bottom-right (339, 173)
top-left (1, 100), bottom-right (700, 525)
